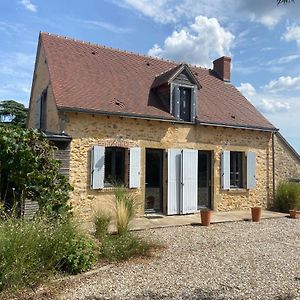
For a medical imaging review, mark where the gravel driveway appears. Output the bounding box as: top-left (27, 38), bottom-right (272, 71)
top-left (59, 218), bottom-right (300, 300)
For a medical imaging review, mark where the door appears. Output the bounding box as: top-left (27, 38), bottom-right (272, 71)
top-left (145, 149), bottom-right (163, 212)
top-left (167, 149), bottom-right (198, 215)
top-left (182, 149), bottom-right (198, 214)
top-left (198, 151), bottom-right (212, 209)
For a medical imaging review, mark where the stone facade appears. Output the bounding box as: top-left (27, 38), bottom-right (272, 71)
top-left (64, 112), bottom-right (274, 222)
top-left (274, 133), bottom-right (300, 185)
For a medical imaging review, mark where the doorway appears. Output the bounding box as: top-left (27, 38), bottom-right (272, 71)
top-left (198, 151), bottom-right (212, 209)
top-left (145, 149), bottom-right (163, 213)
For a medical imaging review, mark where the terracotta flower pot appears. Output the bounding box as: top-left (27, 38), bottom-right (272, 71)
top-left (200, 210), bottom-right (212, 226)
top-left (289, 210), bottom-right (299, 219)
top-left (251, 207), bottom-right (262, 222)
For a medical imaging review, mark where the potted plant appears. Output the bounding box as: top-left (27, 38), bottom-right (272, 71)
top-left (251, 207), bottom-right (262, 222)
top-left (289, 209), bottom-right (300, 219)
top-left (200, 208), bottom-right (212, 226)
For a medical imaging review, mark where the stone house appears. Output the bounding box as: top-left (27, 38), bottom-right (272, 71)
top-left (27, 32), bottom-right (300, 221)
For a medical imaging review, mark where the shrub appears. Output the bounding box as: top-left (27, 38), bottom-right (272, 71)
top-left (0, 126), bottom-right (72, 217)
top-left (100, 233), bottom-right (152, 261)
top-left (94, 213), bottom-right (111, 241)
top-left (274, 182), bottom-right (300, 212)
top-left (0, 217), bottom-right (97, 292)
top-left (114, 187), bottom-right (139, 236)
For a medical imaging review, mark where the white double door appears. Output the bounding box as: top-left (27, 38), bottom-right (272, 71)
top-left (167, 149), bottom-right (198, 215)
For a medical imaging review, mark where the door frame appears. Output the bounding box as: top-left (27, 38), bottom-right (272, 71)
top-left (145, 148), bottom-right (163, 213)
top-left (198, 150), bottom-right (212, 210)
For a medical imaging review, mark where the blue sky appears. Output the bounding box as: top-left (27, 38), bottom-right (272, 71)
top-left (0, 0), bottom-right (300, 152)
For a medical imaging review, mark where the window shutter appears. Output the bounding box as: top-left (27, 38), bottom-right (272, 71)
top-left (129, 147), bottom-right (141, 188)
top-left (182, 149), bottom-right (198, 214)
top-left (167, 149), bottom-right (181, 215)
top-left (172, 85), bottom-right (180, 119)
top-left (90, 146), bottom-right (105, 189)
top-left (221, 150), bottom-right (230, 190)
top-left (190, 88), bottom-right (197, 122)
top-left (35, 95), bottom-right (41, 129)
top-left (247, 151), bottom-right (256, 189)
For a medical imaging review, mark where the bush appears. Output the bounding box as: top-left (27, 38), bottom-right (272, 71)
top-left (114, 187), bottom-right (139, 236)
top-left (274, 182), bottom-right (300, 212)
top-left (0, 126), bottom-right (72, 217)
top-left (94, 213), bottom-right (111, 241)
top-left (100, 233), bottom-right (152, 262)
top-left (0, 217), bottom-right (97, 292)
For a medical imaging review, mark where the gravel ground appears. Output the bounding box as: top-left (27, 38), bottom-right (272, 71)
top-left (58, 218), bottom-right (300, 300)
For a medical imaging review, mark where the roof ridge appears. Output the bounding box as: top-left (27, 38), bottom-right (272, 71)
top-left (40, 32), bottom-right (209, 71)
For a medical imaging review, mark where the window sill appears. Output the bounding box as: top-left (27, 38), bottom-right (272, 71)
top-left (226, 188), bottom-right (248, 194)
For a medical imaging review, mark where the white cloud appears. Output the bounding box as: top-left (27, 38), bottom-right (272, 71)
top-left (237, 82), bottom-right (290, 114)
top-left (257, 98), bottom-right (290, 113)
top-left (20, 0), bottom-right (37, 12)
top-left (237, 82), bottom-right (256, 97)
top-left (265, 75), bottom-right (300, 92)
top-left (117, 0), bottom-right (300, 28)
top-left (83, 20), bottom-right (132, 33)
top-left (120, 0), bottom-right (176, 24)
top-left (148, 16), bottom-right (234, 68)
top-left (282, 25), bottom-right (300, 48)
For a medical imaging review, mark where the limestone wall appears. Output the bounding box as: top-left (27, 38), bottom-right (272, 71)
top-left (65, 112), bottom-right (274, 222)
top-left (27, 42), bottom-right (60, 133)
top-left (274, 133), bottom-right (300, 185)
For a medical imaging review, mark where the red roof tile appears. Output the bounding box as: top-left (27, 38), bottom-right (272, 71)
top-left (40, 33), bottom-right (275, 130)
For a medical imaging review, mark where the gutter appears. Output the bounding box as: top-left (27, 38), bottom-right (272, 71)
top-left (58, 106), bottom-right (278, 132)
top-left (272, 132), bottom-right (276, 204)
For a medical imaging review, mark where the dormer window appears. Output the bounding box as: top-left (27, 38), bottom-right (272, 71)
top-left (179, 87), bottom-right (191, 121)
top-left (152, 63), bottom-right (201, 123)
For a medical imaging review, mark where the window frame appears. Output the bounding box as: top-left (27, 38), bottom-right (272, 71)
top-left (230, 151), bottom-right (244, 189)
top-left (170, 83), bottom-right (197, 123)
top-left (104, 146), bottom-right (128, 187)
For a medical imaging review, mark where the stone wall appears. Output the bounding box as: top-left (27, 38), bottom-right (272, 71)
top-left (274, 133), bottom-right (300, 185)
top-left (65, 112), bottom-right (274, 222)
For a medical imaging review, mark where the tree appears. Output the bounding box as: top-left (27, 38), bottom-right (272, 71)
top-left (0, 100), bottom-right (28, 128)
top-left (0, 127), bottom-right (72, 217)
top-left (277, 0), bottom-right (295, 4)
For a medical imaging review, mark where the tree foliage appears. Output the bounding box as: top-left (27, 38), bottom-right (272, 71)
top-left (0, 126), bottom-right (72, 217)
top-left (0, 100), bottom-right (28, 128)
top-left (277, 0), bottom-right (295, 4)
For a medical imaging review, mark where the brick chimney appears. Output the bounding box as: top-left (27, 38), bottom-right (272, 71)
top-left (213, 56), bottom-right (231, 82)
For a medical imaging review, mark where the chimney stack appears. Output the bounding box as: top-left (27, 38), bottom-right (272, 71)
top-left (213, 56), bottom-right (231, 82)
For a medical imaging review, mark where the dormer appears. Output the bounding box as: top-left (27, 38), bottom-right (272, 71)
top-left (152, 64), bottom-right (201, 122)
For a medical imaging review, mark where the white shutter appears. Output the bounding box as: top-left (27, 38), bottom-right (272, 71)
top-left (221, 150), bottom-right (230, 190)
top-left (35, 95), bottom-right (41, 129)
top-left (182, 149), bottom-right (198, 214)
top-left (129, 147), bottom-right (141, 188)
top-left (167, 149), bottom-right (181, 215)
top-left (90, 146), bottom-right (105, 189)
top-left (247, 151), bottom-right (256, 189)
top-left (190, 88), bottom-right (197, 122)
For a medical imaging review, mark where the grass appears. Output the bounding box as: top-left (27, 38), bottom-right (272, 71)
top-left (100, 233), bottom-right (152, 261)
top-left (0, 217), bottom-right (97, 292)
top-left (274, 182), bottom-right (300, 212)
top-left (114, 186), bottom-right (139, 236)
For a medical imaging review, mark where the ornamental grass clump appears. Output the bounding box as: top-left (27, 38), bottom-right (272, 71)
top-left (114, 186), bottom-right (139, 236)
top-left (274, 182), bottom-right (300, 212)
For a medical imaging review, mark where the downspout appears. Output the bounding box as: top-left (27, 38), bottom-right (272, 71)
top-left (272, 132), bottom-right (276, 205)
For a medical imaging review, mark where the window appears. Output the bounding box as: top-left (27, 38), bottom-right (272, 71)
top-left (230, 151), bottom-right (243, 188)
top-left (104, 147), bottom-right (126, 186)
top-left (179, 87), bottom-right (191, 121)
top-left (40, 88), bottom-right (47, 130)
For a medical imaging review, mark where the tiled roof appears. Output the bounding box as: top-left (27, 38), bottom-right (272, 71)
top-left (40, 32), bottom-right (276, 130)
